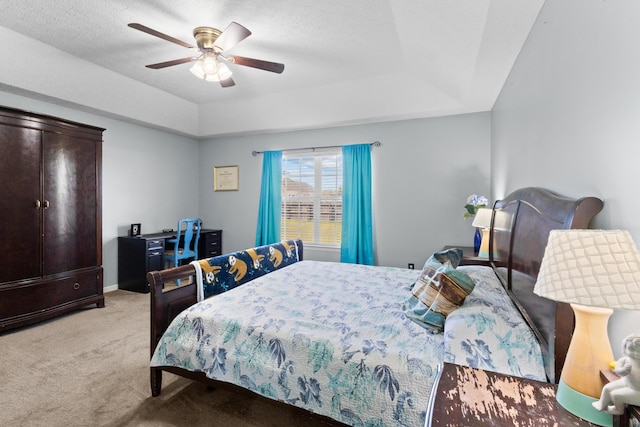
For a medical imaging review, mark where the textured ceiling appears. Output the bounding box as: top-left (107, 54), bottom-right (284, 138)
top-left (0, 0), bottom-right (544, 137)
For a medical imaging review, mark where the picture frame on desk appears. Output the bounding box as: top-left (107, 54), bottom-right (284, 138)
top-left (130, 223), bottom-right (141, 237)
top-left (214, 165), bottom-right (239, 191)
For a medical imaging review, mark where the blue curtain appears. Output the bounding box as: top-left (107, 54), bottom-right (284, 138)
top-left (255, 151), bottom-right (282, 246)
top-left (341, 144), bottom-right (374, 265)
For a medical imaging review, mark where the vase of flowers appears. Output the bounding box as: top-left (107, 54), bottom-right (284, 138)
top-left (464, 194), bottom-right (488, 219)
top-left (464, 194), bottom-right (488, 253)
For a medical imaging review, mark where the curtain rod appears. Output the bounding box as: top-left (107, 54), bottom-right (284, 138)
top-left (252, 141), bottom-right (381, 156)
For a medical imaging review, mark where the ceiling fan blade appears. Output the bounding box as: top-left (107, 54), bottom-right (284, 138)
top-left (230, 55), bottom-right (285, 74)
top-left (220, 76), bottom-right (236, 88)
top-left (145, 57), bottom-right (195, 69)
top-left (214, 22), bottom-right (252, 52)
top-left (128, 23), bottom-right (195, 49)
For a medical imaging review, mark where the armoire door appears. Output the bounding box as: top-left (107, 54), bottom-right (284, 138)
top-left (42, 132), bottom-right (98, 276)
top-left (0, 123), bottom-right (43, 283)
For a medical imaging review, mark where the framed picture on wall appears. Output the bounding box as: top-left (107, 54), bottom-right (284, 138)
top-left (214, 165), bottom-right (239, 191)
top-left (130, 223), bottom-right (141, 236)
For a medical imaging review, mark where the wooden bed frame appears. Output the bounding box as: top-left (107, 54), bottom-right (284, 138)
top-left (488, 187), bottom-right (603, 383)
top-left (147, 240), bottom-right (304, 397)
top-left (146, 187), bottom-right (603, 423)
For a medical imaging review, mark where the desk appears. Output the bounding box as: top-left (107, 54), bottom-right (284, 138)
top-left (118, 229), bottom-right (222, 293)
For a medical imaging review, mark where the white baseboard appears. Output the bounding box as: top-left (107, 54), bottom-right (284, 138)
top-left (103, 284), bottom-right (119, 293)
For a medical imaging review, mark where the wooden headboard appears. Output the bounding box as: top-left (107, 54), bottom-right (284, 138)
top-left (488, 187), bottom-right (603, 383)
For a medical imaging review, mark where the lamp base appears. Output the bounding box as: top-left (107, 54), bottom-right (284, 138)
top-left (478, 228), bottom-right (490, 258)
top-left (557, 379), bottom-right (613, 426)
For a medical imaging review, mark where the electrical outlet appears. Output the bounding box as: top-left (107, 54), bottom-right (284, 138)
top-left (408, 263), bottom-right (415, 270)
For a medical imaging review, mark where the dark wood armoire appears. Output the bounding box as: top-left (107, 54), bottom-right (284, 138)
top-left (0, 106), bottom-right (105, 331)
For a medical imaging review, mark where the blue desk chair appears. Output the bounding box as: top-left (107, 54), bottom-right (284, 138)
top-left (164, 218), bottom-right (202, 268)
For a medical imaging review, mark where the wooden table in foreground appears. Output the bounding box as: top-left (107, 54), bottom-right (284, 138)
top-left (428, 363), bottom-right (598, 426)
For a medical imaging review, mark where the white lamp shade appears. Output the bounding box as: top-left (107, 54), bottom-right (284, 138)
top-left (471, 208), bottom-right (492, 228)
top-left (534, 229), bottom-right (640, 310)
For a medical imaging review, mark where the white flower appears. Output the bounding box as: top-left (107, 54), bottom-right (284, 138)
top-left (466, 194), bottom-right (488, 207)
top-left (464, 194), bottom-right (488, 219)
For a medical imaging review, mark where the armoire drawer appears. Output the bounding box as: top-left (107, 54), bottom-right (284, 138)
top-left (0, 270), bottom-right (100, 319)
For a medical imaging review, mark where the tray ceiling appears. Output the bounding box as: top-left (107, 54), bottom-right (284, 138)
top-left (0, 0), bottom-right (544, 137)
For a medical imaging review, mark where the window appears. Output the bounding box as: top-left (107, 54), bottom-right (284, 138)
top-left (281, 149), bottom-right (342, 246)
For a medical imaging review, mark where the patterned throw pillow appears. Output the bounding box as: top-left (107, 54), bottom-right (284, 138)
top-left (200, 240), bottom-right (299, 299)
top-left (403, 248), bottom-right (476, 333)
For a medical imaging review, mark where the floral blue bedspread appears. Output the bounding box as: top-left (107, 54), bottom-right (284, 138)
top-left (151, 261), bottom-right (545, 427)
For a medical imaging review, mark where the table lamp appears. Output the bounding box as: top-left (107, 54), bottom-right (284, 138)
top-left (534, 229), bottom-right (640, 426)
top-left (471, 208), bottom-right (492, 258)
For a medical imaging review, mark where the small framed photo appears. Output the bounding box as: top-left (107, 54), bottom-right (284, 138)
top-left (130, 223), bottom-right (141, 236)
top-left (214, 165), bottom-right (239, 191)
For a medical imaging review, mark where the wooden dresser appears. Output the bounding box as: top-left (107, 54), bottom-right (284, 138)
top-left (0, 106), bottom-right (105, 332)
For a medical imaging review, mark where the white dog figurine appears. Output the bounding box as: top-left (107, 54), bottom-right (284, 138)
top-left (592, 334), bottom-right (640, 415)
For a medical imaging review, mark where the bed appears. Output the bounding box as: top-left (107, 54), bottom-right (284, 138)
top-left (147, 187), bottom-right (603, 426)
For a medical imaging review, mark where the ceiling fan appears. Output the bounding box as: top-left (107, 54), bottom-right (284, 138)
top-left (128, 21), bottom-right (284, 88)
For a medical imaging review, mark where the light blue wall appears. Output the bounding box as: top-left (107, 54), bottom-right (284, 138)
top-left (492, 0), bottom-right (640, 349)
top-left (0, 91), bottom-right (200, 289)
top-left (3, 0), bottom-right (635, 367)
top-left (198, 113), bottom-right (491, 268)
top-left (0, 89), bottom-right (491, 289)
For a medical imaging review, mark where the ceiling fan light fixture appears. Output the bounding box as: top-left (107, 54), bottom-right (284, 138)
top-left (190, 53), bottom-right (232, 82)
top-left (203, 53), bottom-right (218, 72)
top-left (190, 53), bottom-right (215, 79)
top-left (216, 62), bottom-right (232, 80)
top-left (131, 21), bottom-right (282, 87)
top-left (189, 58), bottom-right (207, 79)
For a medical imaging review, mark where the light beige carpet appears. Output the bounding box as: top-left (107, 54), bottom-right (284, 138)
top-left (0, 290), bottom-right (335, 427)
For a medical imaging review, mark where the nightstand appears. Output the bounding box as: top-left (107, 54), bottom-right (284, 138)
top-left (442, 245), bottom-right (491, 266)
top-left (427, 363), bottom-right (598, 426)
